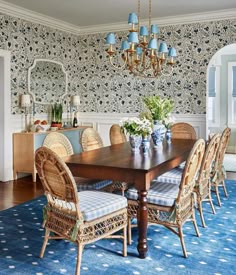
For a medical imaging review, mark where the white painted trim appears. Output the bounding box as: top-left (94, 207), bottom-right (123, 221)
top-left (0, 0), bottom-right (81, 35)
top-left (0, 49), bottom-right (12, 182)
top-left (0, 0), bottom-right (236, 35)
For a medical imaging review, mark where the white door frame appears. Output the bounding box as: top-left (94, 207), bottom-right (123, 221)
top-left (0, 50), bottom-right (12, 182)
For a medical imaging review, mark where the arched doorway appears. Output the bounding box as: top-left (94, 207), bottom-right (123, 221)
top-left (207, 44), bottom-right (236, 153)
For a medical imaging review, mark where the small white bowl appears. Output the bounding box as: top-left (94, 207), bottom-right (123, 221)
top-left (50, 127), bottom-right (58, 131)
top-left (31, 124), bottom-right (50, 132)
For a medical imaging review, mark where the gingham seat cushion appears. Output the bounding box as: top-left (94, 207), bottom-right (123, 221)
top-left (178, 161), bottom-right (186, 169)
top-left (157, 167), bottom-right (183, 185)
top-left (79, 191), bottom-right (127, 221)
top-left (54, 191), bottom-right (127, 222)
top-left (126, 182), bottom-right (179, 207)
top-left (75, 177), bottom-right (113, 191)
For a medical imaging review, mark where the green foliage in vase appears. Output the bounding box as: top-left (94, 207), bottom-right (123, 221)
top-left (120, 117), bottom-right (152, 137)
top-left (51, 103), bottom-right (63, 124)
top-left (143, 96), bottom-right (174, 122)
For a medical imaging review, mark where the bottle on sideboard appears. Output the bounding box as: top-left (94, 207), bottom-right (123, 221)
top-left (73, 116), bottom-right (78, 128)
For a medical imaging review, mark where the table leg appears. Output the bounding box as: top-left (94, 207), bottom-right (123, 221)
top-left (137, 190), bottom-right (148, 258)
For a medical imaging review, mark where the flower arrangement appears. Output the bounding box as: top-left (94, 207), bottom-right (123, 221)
top-left (120, 117), bottom-right (152, 137)
top-left (163, 115), bottom-right (176, 129)
top-left (142, 96), bottom-right (174, 122)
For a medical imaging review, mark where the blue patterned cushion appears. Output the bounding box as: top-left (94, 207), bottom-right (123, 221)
top-left (75, 177), bottom-right (113, 191)
top-left (79, 191), bottom-right (127, 221)
top-left (178, 161), bottom-right (186, 169)
top-left (126, 182), bottom-right (179, 207)
top-left (157, 168), bottom-right (183, 185)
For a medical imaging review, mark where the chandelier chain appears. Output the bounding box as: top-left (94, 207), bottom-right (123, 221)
top-left (149, 0), bottom-right (151, 32)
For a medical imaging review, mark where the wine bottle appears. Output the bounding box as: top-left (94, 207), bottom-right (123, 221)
top-left (73, 116), bottom-right (78, 128)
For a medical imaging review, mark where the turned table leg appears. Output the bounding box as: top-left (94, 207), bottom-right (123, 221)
top-left (137, 190), bottom-right (148, 258)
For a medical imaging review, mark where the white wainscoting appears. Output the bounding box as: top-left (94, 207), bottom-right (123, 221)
top-left (3, 112), bottom-right (206, 182)
top-left (78, 112), bottom-right (207, 146)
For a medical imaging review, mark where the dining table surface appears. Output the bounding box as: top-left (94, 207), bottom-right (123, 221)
top-left (64, 138), bottom-right (196, 258)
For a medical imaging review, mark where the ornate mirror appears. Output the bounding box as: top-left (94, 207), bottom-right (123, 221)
top-left (28, 59), bottom-right (68, 105)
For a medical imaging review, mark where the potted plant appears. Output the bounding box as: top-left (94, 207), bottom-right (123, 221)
top-left (51, 103), bottom-right (63, 128)
top-left (142, 96), bottom-right (174, 147)
top-left (142, 95), bottom-right (174, 122)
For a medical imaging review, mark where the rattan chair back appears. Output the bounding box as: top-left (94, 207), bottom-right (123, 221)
top-left (171, 122), bottom-right (197, 139)
top-left (198, 133), bottom-right (220, 184)
top-left (35, 146), bottom-right (79, 206)
top-left (177, 139), bottom-right (205, 202)
top-left (194, 133), bottom-right (221, 226)
top-left (81, 128), bottom-right (104, 151)
top-left (215, 127), bottom-right (231, 168)
top-left (109, 124), bottom-right (127, 145)
top-left (43, 132), bottom-right (74, 158)
top-left (210, 127), bottom-right (231, 206)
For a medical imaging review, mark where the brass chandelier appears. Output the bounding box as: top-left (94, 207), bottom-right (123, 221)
top-left (105, 0), bottom-right (177, 78)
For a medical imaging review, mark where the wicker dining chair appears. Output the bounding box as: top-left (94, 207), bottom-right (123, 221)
top-left (194, 133), bottom-right (221, 227)
top-left (155, 134), bottom-right (221, 227)
top-left (210, 127), bottom-right (231, 206)
top-left (171, 122), bottom-right (197, 140)
top-left (80, 127), bottom-right (104, 152)
top-left (35, 146), bottom-right (127, 275)
top-left (109, 124), bottom-right (127, 145)
top-left (43, 132), bottom-right (73, 157)
top-left (127, 139), bottom-right (205, 258)
top-left (43, 132), bottom-right (113, 191)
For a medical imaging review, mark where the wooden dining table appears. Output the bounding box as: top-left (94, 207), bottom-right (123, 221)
top-left (64, 138), bottom-right (196, 258)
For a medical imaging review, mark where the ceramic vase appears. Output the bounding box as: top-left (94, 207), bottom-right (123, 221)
top-left (151, 120), bottom-right (166, 148)
top-left (141, 136), bottom-right (150, 154)
top-left (129, 135), bottom-right (142, 152)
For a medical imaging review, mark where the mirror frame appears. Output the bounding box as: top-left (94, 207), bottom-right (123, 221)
top-left (27, 58), bottom-right (68, 105)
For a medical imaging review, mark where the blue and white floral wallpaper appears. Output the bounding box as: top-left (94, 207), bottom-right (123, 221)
top-left (0, 12), bottom-right (236, 115)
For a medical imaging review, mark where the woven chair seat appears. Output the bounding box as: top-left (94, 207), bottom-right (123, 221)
top-left (55, 191), bottom-right (127, 221)
top-left (126, 182), bottom-right (179, 207)
top-left (157, 168), bottom-right (182, 185)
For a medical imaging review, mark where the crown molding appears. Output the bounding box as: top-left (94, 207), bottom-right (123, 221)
top-left (0, 0), bottom-right (236, 35)
top-left (0, 0), bottom-right (81, 35)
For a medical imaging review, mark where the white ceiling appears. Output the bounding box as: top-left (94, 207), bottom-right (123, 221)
top-left (1, 0), bottom-right (236, 27)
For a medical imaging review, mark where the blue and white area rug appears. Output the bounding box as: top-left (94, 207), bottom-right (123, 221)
top-left (0, 180), bottom-right (236, 275)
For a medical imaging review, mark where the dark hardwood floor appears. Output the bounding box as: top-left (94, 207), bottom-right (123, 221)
top-left (0, 172), bottom-right (235, 211)
top-left (0, 176), bottom-right (44, 210)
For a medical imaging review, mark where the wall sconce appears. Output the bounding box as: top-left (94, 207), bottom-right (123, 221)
top-left (71, 95), bottom-right (80, 111)
top-left (70, 95), bottom-right (80, 126)
top-left (20, 94), bottom-right (31, 132)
